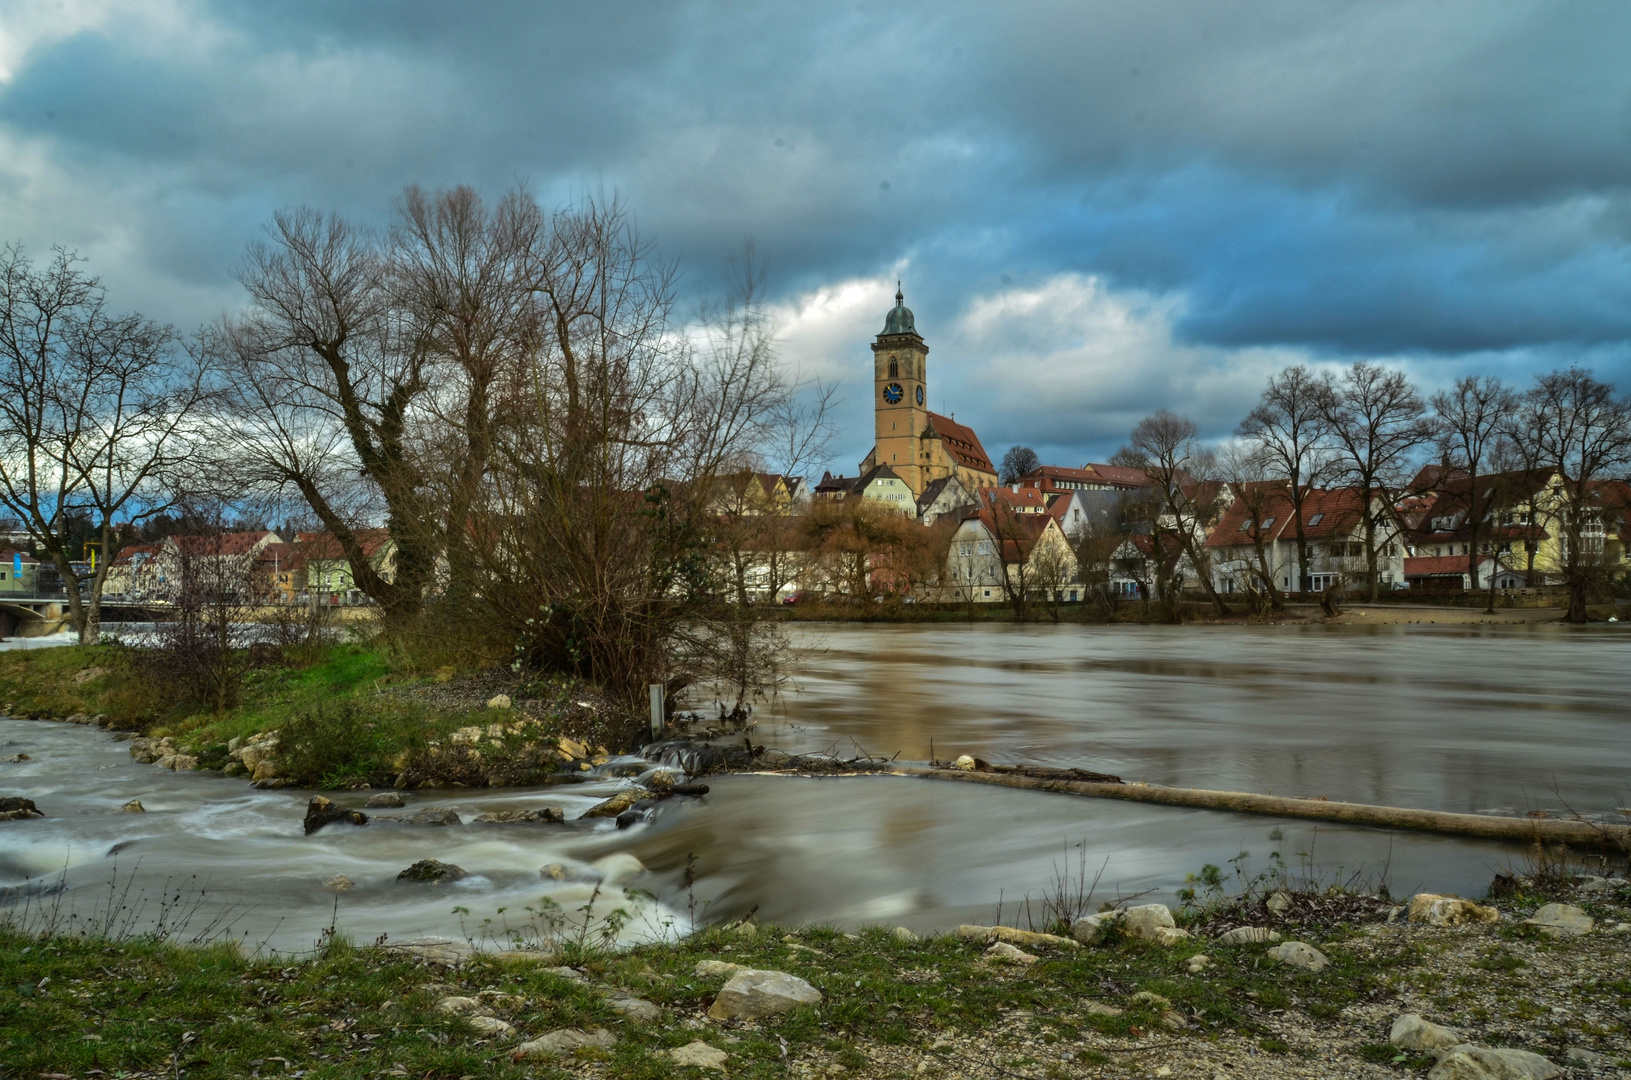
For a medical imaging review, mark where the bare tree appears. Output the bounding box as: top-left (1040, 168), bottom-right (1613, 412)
top-left (1000, 445), bottom-right (1041, 486)
top-left (0, 246), bottom-right (210, 644)
top-left (213, 208), bottom-right (437, 627)
top-left (1216, 442), bottom-right (1290, 611)
top-left (1521, 368), bottom-right (1631, 623)
top-left (1114, 410), bottom-right (1231, 616)
top-left (1238, 365), bottom-right (1332, 596)
top-left (1316, 362), bottom-right (1432, 601)
top-left (1430, 375), bottom-right (1518, 600)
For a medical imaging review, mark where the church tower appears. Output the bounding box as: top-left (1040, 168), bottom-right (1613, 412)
top-left (871, 286), bottom-right (930, 494)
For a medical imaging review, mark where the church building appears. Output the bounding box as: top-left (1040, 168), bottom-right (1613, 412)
top-left (858, 288), bottom-right (999, 499)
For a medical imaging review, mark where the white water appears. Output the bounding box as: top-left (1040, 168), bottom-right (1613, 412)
top-left (3, 621), bottom-right (1628, 947)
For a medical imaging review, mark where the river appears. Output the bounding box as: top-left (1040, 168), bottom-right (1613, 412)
top-left (2, 622), bottom-right (1626, 952)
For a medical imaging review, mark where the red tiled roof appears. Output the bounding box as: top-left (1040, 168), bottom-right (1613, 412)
top-left (295, 529), bottom-right (392, 560)
top-left (1079, 463), bottom-right (1151, 488)
top-left (927, 412), bottom-right (996, 475)
top-left (1207, 486), bottom-right (1367, 547)
top-left (1404, 555), bottom-right (1476, 577)
top-left (168, 530), bottom-right (281, 556)
top-left (965, 508), bottom-right (1054, 564)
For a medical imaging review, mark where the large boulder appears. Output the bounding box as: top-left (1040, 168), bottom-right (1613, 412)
top-left (1408, 893), bottom-right (1500, 927)
top-left (303, 796), bottom-right (368, 835)
top-left (1390, 1013), bottom-right (1462, 1052)
top-left (1427, 1045), bottom-right (1560, 1080)
top-left (1072, 903), bottom-right (1179, 945)
top-left (397, 807), bottom-right (461, 826)
top-left (512, 1027), bottom-right (616, 1059)
top-left (707, 968), bottom-right (822, 1020)
top-left (0, 796), bottom-right (42, 821)
top-left (397, 859), bottom-right (467, 884)
top-left (1266, 941), bottom-right (1330, 972)
top-left (1521, 903), bottom-right (1593, 938)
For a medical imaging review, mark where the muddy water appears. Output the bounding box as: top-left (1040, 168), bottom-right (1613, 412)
top-left (2, 622), bottom-right (1626, 948)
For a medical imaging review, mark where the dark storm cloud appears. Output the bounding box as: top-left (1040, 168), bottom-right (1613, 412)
top-left (3, 0), bottom-right (1630, 467)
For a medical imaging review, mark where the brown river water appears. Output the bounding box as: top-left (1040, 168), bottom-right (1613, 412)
top-left (2, 622), bottom-right (1626, 951)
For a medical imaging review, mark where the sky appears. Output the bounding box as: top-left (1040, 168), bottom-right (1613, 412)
top-left (3, 0), bottom-right (1631, 474)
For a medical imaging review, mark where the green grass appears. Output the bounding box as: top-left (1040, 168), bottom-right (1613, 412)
top-left (1, 920), bottom-right (1422, 1080)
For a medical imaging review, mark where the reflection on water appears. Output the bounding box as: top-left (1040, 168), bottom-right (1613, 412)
top-left (2, 622), bottom-right (1626, 943)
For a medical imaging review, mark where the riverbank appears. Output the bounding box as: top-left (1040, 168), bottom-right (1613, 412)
top-left (0, 642), bottom-right (639, 788)
top-left (3, 873), bottom-right (1626, 1079)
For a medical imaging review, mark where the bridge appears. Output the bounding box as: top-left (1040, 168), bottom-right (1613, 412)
top-left (0, 595), bottom-right (167, 638)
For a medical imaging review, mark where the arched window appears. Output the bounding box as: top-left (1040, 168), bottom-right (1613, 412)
top-left (888, 357), bottom-right (898, 378)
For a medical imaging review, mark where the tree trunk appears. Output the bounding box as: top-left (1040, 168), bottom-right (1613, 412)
top-left (885, 766), bottom-right (1631, 851)
top-left (1364, 515), bottom-right (1381, 603)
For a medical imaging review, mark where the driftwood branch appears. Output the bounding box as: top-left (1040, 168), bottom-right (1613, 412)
top-left (882, 766), bottom-right (1631, 851)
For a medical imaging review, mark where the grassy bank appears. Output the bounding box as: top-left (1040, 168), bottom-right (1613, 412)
top-left (2, 874), bottom-right (1627, 1079)
top-left (0, 642), bottom-right (629, 788)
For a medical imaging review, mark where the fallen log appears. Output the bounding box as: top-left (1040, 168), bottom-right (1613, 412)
top-left (881, 766), bottom-right (1631, 852)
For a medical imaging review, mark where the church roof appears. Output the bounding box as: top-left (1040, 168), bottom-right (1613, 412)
top-left (926, 412), bottom-right (995, 475)
top-left (880, 287), bottom-right (917, 336)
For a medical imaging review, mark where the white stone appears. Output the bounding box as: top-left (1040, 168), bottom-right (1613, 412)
top-left (953, 755), bottom-right (976, 770)
top-left (892, 926), bottom-right (918, 942)
top-left (1217, 926), bottom-right (1282, 945)
top-left (984, 941), bottom-right (1038, 965)
top-left (1084, 1001), bottom-right (1124, 1017)
top-left (322, 875), bottom-right (353, 891)
top-left (466, 1015), bottom-right (514, 1039)
top-left (605, 995), bottom-right (660, 1023)
top-left (1408, 893), bottom-right (1499, 927)
top-left (1183, 954), bottom-right (1212, 973)
top-left (1265, 941), bottom-right (1329, 972)
top-left (1390, 1013), bottom-right (1463, 1052)
top-left (513, 1027), bottom-right (616, 1059)
top-left (669, 1040), bottom-right (729, 1072)
top-left (695, 959), bottom-right (746, 978)
top-left (707, 968), bottom-right (822, 1020)
top-left (1121, 903), bottom-right (1177, 940)
top-left (1265, 890), bottom-right (1292, 914)
top-left (486, 694), bottom-right (512, 710)
top-left (436, 996), bottom-right (485, 1015)
top-left (1151, 926), bottom-right (1190, 946)
top-left (1521, 903), bottom-right (1594, 938)
top-left (954, 924), bottom-right (1078, 950)
top-left (1072, 903), bottom-right (1178, 945)
top-left (1426, 1045), bottom-right (1560, 1080)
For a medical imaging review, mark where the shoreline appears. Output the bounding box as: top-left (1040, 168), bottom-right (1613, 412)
top-left (3, 872), bottom-right (1627, 1078)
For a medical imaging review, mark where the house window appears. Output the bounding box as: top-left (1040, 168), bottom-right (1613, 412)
top-left (1308, 513), bottom-right (1323, 526)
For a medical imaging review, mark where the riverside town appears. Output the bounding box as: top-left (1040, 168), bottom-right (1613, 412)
top-left (1, 6), bottom-right (1629, 1080)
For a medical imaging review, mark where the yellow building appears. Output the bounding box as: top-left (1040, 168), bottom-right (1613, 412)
top-left (859, 288), bottom-right (999, 499)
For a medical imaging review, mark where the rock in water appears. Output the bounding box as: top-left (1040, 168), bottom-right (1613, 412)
top-left (472, 807), bottom-right (564, 823)
top-left (707, 968), bottom-right (822, 1020)
top-left (669, 1041), bottom-right (729, 1071)
top-left (323, 875), bottom-right (354, 891)
top-left (1521, 903), bottom-right (1594, 938)
top-left (1407, 893), bottom-right (1500, 927)
top-left (118, 799), bottom-right (145, 813)
top-left (512, 1027), bottom-right (615, 1059)
top-left (0, 796), bottom-right (43, 821)
top-left (1217, 926), bottom-right (1282, 945)
top-left (303, 795), bottom-right (368, 835)
top-left (1266, 941), bottom-right (1330, 972)
top-left (364, 791), bottom-right (405, 808)
top-left (397, 807), bottom-right (461, 826)
top-left (1390, 1013), bottom-right (1463, 1052)
top-left (579, 787), bottom-right (651, 819)
top-left (1426, 1045), bottom-right (1560, 1080)
top-left (397, 859), bottom-right (467, 884)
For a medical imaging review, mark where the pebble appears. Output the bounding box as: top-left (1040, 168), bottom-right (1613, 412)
top-left (1391, 1013), bottom-right (1462, 1051)
top-left (1217, 925), bottom-right (1281, 945)
top-left (466, 1015), bottom-right (513, 1039)
top-left (984, 941), bottom-right (1038, 965)
top-left (670, 1040), bottom-right (729, 1071)
top-left (1183, 953), bottom-right (1212, 973)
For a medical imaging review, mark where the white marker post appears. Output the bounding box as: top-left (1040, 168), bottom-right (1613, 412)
top-left (648, 683), bottom-right (665, 741)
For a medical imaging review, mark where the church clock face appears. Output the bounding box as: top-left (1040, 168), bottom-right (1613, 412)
top-left (915, 385), bottom-right (925, 405)
top-left (882, 382), bottom-right (904, 404)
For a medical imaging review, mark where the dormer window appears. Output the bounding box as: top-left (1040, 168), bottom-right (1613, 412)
top-left (1238, 519), bottom-right (1253, 532)
top-left (1308, 513), bottom-right (1323, 526)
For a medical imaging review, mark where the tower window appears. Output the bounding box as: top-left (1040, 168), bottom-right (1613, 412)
top-left (888, 358), bottom-right (898, 378)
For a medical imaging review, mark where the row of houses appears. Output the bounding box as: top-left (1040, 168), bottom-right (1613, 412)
top-left (717, 457), bottom-right (1631, 604)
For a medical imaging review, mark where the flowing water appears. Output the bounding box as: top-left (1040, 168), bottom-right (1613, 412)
top-left (2, 622), bottom-right (1627, 951)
